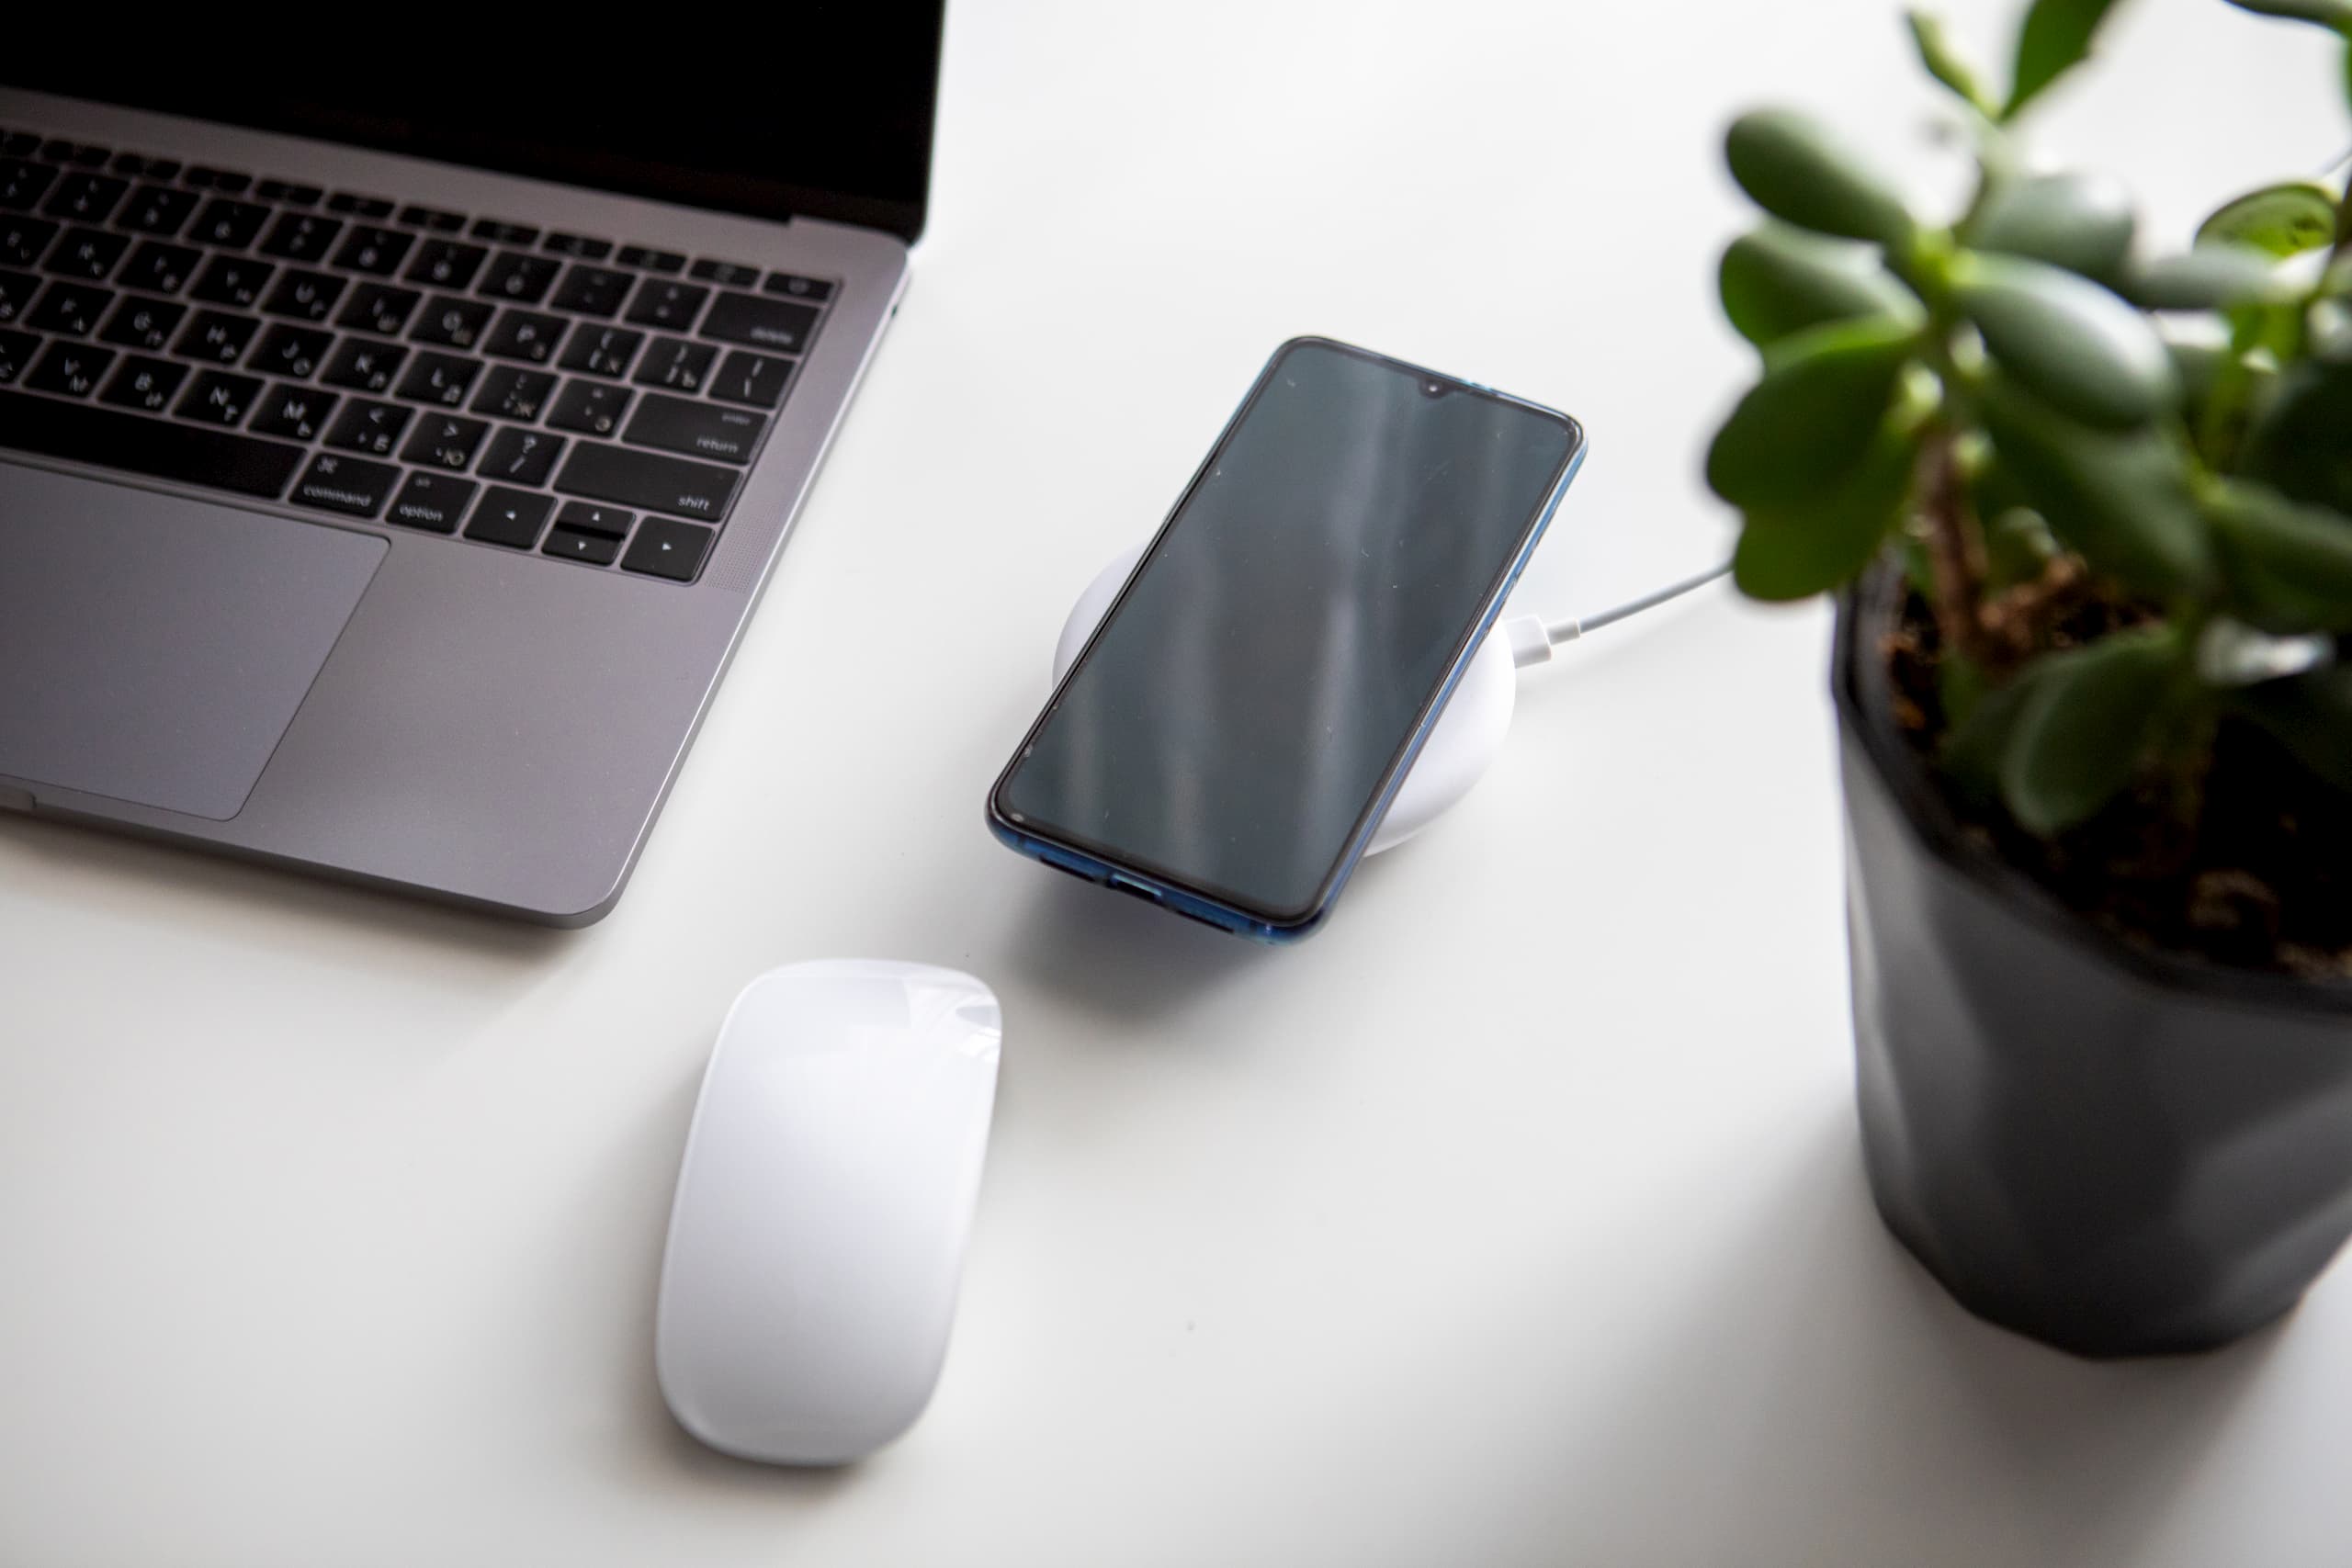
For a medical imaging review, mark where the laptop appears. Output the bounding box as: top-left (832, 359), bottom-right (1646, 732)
top-left (0, 20), bottom-right (943, 925)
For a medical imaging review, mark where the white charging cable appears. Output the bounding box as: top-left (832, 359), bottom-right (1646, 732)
top-left (1499, 561), bottom-right (1732, 670)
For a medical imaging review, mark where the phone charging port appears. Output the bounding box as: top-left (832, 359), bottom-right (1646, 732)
top-left (1106, 874), bottom-right (1161, 902)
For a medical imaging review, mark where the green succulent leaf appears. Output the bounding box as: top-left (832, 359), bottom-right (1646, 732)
top-left (1969, 172), bottom-right (2137, 282)
top-left (1940, 662), bottom-right (2045, 800)
top-left (1978, 380), bottom-right (2213, 598)
top-left (2234, 665), bottom-right (2352, 795)
top-left (2244, 357), bottom-right (2352, 513)
top-left (2208, 480), bottom-right (2352, 631)
top-left (2005, 0), bottom-right (2127, 121)
top-left (1706, 315), bottom-right (1918, 508)
top-left (2000, 625), bottom-right (2187, 833)
top-left (1731, 426), bottom-right (1917, 601)
top-left (2198, 183), bottom-right (2340, 257)
top-left (1724, 108), bottom-right (1916, 247)
top-left (2220, 0), bottom-right (2352, 25)
top-left (1984, 505), bottom-right (2062, 587)
top-left (2132, 245), bottom-right (2291, 310)
top-left (1719, 225), bottom-right (1921, 350)
top-left (1906, 9), bottom-right (2000, 115)
top-left (1953, 252), bottom-right (2177, 427)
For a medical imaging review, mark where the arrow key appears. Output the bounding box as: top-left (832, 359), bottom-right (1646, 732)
top-left (620, 516), bottom-right (714, 583)
top-left (463, 485), bottom-right (555, 550)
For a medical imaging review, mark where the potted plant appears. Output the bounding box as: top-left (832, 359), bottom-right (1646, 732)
top-left (1713, 0), bottom-right (2352, 1356)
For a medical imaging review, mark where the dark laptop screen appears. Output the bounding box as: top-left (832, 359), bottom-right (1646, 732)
top-left (14, 8), bottom-right (946, 243)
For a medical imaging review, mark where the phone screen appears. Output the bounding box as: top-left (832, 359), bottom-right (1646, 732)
top-left (992, 339), bottom-right (1581, 927)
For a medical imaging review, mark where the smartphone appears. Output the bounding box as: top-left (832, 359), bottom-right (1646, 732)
top-left (988, 337), bottom-right (1586, 942)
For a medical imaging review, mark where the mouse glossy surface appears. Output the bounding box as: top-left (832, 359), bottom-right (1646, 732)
top-left (655, 961), bottom-right (1002, 1466)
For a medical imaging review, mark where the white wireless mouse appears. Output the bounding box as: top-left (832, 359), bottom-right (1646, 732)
top-left (655, 960), bottom-right (1002, 1466)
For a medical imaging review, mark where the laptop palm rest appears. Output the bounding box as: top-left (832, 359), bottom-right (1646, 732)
top-left (0, 464), bottom-right (388, 823)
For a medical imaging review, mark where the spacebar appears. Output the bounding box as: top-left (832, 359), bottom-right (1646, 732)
top-left (0, 390), bottom-right (304, 500)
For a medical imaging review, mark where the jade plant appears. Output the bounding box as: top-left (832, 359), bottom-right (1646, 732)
top-left (1713, 0), bottom-right (2352, 964)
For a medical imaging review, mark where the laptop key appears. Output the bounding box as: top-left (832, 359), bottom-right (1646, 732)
top-left (616, 245), bottom-right (684, 274)
top-left (334, 225), bottom-right (413, 276)
top-left (710, 349), bottom-right (794, 410)
top-left (25, 341), bottom-right (115, 397)
top-left (27, 280), bottom-right (111, 336)
top-left (174, 310), bottom-right (261, 366)
top-left (688, 258), bottom-right (759, 288)
top-left (464, 486), bottom-right (555, 548)
top-left (549, 264), bottom-right (630, 317)
top-left (0, 386), bottom-right (303, 494)
top-left (189, 197), bottom-right (270, 250)
top-left (402, 412), bottom-right (489, 470)
top-left (625, 393), bottom-right (764, 465)
top-left (395, 351), bottom-right (481, 408)
top-left (327, 193), bottom-right (396, 220)
top-left (189, 255), bottom-right (274, 309)
top-left (620, 517), bottom-right (715, 582)
top-left (262, 268), bottom-right (346, 323)
top-left (400, 205), bottom-right (466, 232)
top-left (292, 451), bottom-right (398, 517)
top-left (1, 216), bottom-right (57, 267)
top-left (555, 441), bottom-right (737, 521)
top-left (560, 324), bottom-right (642, 378)
top-left (406, 239), bottom-right (487, 290)
top-left (338, 281), bottom-right (422, 337)
top-left (546, 378), bottom-right (630, 435)
top-left (175, 369), bottom-right (264, 425)
top-left (99, 297), bottom-right (187, 351)
top-left (259, 210), bottom-right (345, 264)
top-left (251, 323), bottom-right (334, 379)
top-left (0, 329), bottom-right (37, 382)
top-left (387, 470), bottom-right (477, 534)
top-left (761, 273), bottom-right (834, 302)
top-left (0, 159), bottom-right (58, 210)
top-left (543, 522), bottom-right (623, 567)
top-left (411, 293), bottom-right (493, 348)
top-left (543, 232), bottom-right (612, 260)
top-left (480, 251), bottom-right (560, 304)
top-left (698, 292), bottom-right (818, 355)
top-left (625, 278), bottom-right (707, 331)
top-left (322, 338), bottom-right (408, 394)
top-left (257, 179), bottom-right (322, 206)
top-left (472, 365), bottom-right (556, 422)
top-left (324, 397), bottom-right (411, 456)
top-left (119, 185), bottom-right (198, 236)
top-left (119, 240), bottom-right (200, 295)
top-left (97, 355), bottom-right (188, 413)
top-left (480, 425), bottom-right (564, 486)
top-left (0, 268), bottom-right (36, 323)
top-left (249, 381), bottom-right (338, 441)
top-left (632, 335), bottom-right (716, 393)
top-left (470, 219), bottom-right (539, 247)
top-left (483, 308), bottom-right (566, 365)
top-left (42, 173), bottom-right (128, 223)
top-left (41, 227), bottom-right (127, 281)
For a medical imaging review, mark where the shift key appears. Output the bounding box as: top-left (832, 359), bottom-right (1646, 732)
top-left (555, 441), bottom-right (738, 522)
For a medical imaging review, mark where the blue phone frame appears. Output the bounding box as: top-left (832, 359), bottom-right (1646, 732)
top-left (987, 336), bottom-right (1588, 942)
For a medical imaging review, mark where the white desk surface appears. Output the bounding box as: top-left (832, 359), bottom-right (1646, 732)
top-left (6, 4), bottom-right (2348, 1563)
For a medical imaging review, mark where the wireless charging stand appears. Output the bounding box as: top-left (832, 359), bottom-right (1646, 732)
top-left (1052, 545), bottom-right (1518, 857)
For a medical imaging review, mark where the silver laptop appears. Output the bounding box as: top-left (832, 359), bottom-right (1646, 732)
top-left (0, 25), bottom-right (941, 925)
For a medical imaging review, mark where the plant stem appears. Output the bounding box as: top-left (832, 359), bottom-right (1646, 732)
top-left (1914, 428), bottom-right (2001, 670)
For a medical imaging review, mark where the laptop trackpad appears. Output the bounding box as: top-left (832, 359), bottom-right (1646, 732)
top-left (0, 465), bottom-right (388, 822)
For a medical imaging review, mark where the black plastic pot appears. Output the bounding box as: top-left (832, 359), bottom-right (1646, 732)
top-left (1837, 561), bottom-right (2352, 1358)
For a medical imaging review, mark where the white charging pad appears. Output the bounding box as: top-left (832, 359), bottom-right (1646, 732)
top-left (1052, 546), bottom-right (1517, 857)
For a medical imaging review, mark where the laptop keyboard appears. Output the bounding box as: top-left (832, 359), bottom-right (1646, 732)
top-left (0, 128), bottom-right (839, 584)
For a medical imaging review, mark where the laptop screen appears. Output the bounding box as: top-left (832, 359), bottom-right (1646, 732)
top-left (13, 9), bottom-right (946, 243)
